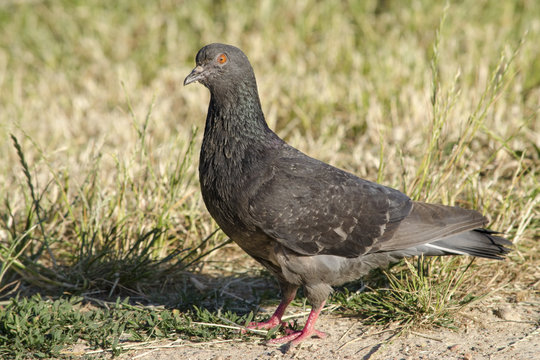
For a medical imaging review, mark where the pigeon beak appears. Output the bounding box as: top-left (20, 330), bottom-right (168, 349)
top-left (184, 65), bottom-right (205, 86)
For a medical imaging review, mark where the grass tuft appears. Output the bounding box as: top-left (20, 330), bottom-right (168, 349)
top-left (333, 257), bottom-right (481, 331)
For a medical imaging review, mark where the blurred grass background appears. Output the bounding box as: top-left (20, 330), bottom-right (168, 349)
top-left (0, 0), bottom-right (538, 356)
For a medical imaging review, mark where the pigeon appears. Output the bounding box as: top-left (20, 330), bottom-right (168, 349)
top-left (184, 43), bottom-right (511, 345)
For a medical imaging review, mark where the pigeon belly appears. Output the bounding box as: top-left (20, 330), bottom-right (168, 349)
top-left (274, 246), bottom-right (399, 287)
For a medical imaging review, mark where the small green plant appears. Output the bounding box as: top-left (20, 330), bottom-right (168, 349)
top-left (333, 257), bottom-right (480, 330)
top-left (0, 294), bottom-right (256, 359)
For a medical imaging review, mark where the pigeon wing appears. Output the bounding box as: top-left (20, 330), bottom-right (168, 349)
top-left (247, 153), bottom-right (412, 257)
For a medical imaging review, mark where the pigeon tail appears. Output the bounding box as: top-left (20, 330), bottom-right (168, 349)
top-left (384, 228), bottom-right (512, 260)
top-left (423, 229), bottom-right (512, 259)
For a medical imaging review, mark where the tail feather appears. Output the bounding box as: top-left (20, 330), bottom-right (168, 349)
top-left (421, 229), bottom-right (511, 260)
top-left (388, 229), bottom-right (512, 260)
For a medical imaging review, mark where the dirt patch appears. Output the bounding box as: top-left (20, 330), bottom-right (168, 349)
top-left (118, 296), bottom-right (539, 360)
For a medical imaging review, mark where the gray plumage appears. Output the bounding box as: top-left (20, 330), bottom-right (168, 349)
top-left (184, 43), bottom-right (511, 344)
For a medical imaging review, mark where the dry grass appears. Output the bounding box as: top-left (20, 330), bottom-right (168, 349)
top-left (0, 0), bottom-right (538, 357)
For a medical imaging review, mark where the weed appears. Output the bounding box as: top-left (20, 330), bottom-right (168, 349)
top-left (333, 257), bottom-right (481, 331)
top-left (0, 294), bottom-right (255, 359)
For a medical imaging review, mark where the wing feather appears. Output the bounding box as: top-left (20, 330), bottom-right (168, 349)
top-left (247, 147), bottom-right (492, 258)
top-left (248, 152), bottom-right (411, 257)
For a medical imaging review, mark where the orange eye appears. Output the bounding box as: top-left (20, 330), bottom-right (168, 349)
top-left (217, 53), bottom-right (227, 64)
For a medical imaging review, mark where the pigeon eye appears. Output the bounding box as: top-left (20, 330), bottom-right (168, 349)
top-left (217, 53), bottom-right (227, 64)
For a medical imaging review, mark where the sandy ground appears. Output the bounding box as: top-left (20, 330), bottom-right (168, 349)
top-left (118, 296), bottom-right (539, 360)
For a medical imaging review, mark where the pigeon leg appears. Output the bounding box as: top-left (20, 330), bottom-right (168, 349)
top-left (267, 301), bottom-right (326, 345)
top-left (246, 284), bottom-right (297, 330)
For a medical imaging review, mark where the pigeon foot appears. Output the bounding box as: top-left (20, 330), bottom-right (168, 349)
top-left (244, 315), bottom-right (290, 332)
top-left (268, 301), bottom-right (326, 345)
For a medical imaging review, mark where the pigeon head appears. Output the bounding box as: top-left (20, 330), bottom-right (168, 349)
top-left (184, 43), bottom-right (257, 94)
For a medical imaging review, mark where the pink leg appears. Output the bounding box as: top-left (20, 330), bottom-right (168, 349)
top-left (245, 286), bottom-right (297, 331)
top-left (268, 301), bottom-right (327, 345)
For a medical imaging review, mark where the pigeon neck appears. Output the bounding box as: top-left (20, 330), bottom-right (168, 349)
top-left (206, 83), bottom-right (271, 140)
top-left (200, 84), bottom-right (280, 212)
